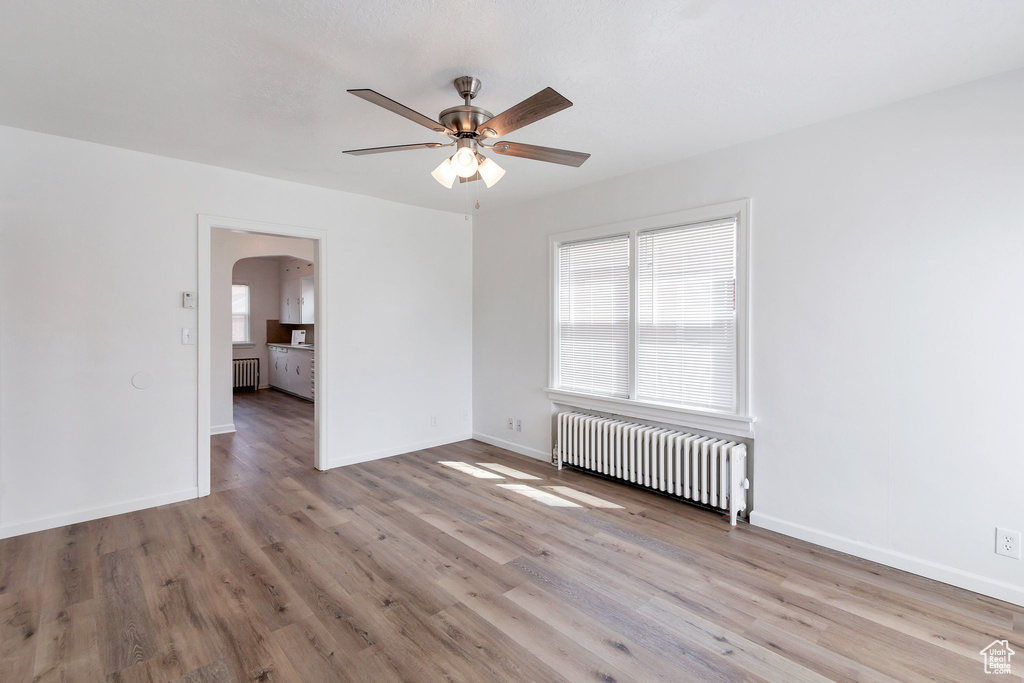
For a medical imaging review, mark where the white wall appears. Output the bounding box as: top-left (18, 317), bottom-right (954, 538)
top-left (472, 69), bottom-right (1024, 606)
top-left (213, 241), bottom-right (314, 431)
top-left (0, 126), bottom-right (472, 538)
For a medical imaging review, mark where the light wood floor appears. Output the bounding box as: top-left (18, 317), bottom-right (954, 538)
top-left (2, 389), bottom-right (1021, 681)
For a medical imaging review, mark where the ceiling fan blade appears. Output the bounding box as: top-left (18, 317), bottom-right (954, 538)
top-left (476, 87), bottom-right (572, 138)
top-left (488, 141), bottom-right (590, 167)
top-left (348, 89), bottom-right (452, 135)
top-left (343, 142), bottom-right (446, 156)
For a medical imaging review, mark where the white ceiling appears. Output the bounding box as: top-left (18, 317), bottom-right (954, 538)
top-left (1, 1), bottom-right (1022, 213)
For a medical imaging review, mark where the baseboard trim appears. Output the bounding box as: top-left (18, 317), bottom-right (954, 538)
top-left (749, 511), bottom-right (1024, 608)
top-left (0, 487), bottom-right (199, 540)
top-left (472, 432), bottom-right (551, 462)
top-left (326, 433), bottom-right (474, 469)
top-left (210, 423), bottom-right (236, 435)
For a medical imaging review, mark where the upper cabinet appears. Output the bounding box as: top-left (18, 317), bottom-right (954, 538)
top-left (280, 278), bottom-right (302, 323)
top-left (279, 258), bottom-right (314, 324)
top-left (300, 276), bottom-right (314, 324)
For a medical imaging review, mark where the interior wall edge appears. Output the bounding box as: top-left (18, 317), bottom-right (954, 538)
top-left (0, 487), bottom-right (198, 541)
top-left (750, 511), bottom-right (1024, 608)
top-left (326, 433), bottom-right (474, 469)
top-left (471, 432), bottom-right (551, 463)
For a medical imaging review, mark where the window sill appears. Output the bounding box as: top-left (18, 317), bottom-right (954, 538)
top-left (233, 343), bottom-right (255, 350)
top-left (544, 388), bottom-right (755, 438)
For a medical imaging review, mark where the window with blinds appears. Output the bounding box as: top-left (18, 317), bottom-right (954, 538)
top-left (637, 220), bottom-right (737, 411)
top-left (552, 202), bottom-right (748, 423)
top-left (557, 236), bottom-right (630, 397)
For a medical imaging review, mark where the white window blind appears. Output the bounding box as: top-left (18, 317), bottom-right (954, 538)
top-left (231, 284), bottom-right (250, 343)
top-left (557, 236), bottom-right (630, 397)
top-left (637, 220), bottom-right (737, 411)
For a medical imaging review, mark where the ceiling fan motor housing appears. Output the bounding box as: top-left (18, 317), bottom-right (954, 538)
top-left (439, 105), bottom-right (493, 136)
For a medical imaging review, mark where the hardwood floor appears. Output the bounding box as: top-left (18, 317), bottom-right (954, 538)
top-left (2, 389), bottom-right (1021, 681)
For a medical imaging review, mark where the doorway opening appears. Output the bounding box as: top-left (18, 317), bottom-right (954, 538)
top-left (227, 254), bottom-right (315, 483)
top-left (198, 215), bottom-right (329, 497)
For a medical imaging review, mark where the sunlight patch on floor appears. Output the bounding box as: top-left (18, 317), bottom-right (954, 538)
top-left (544, 486), bottom-right (623, 508)
top-left (476, 463), bottom-right (541, 480)
top-left (497, 484), bottom-right (581, 507)
top-left (438, 461), bottom-right (504, 478)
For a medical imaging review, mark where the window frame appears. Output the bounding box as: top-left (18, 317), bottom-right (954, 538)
top-left (547, 199), bottom-right (753, 438)
top-left (231, 282), bottom-right (252, 345)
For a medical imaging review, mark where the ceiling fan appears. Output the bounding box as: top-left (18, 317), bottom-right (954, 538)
top-left (342, 76), bottom-right (590, 189)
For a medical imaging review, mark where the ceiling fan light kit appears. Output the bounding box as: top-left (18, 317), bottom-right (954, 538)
top-left (476, 156), bottom-right (505, 188)
top-left (343, 76), bottom-right (590, 190)
top-left (451, 139), bottom-right (480, 178)
top-left (430, 158), bottom-right (457, 189)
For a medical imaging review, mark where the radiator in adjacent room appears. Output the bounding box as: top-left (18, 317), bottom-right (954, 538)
top-left (233, 358), bottom-right (260, 391)
top-left (555, 411), bottom-right (749, 525)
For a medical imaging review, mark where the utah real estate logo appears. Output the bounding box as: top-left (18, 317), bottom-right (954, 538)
top-left (980, 640), bottom-right (1015, 675)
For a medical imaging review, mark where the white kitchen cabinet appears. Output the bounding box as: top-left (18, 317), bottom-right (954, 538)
top-left (299, 276), bottom-right (314, 324)
top-left (280, 278), bottom-right (302, 324)
top-left (267, 344), bottom-right (313, 401)
top-left (268, 345), bottom-right (285, 388)
top-left (291, 351), bottom-right (311, 397)
top-left (279, 285), bottom-right (289, 323)
top-left (282, 351), bottom-right (294, 392)
top-left (279, 258), bottom-right (313, 325)
top-left (268, 346), bottom-right (275, 386)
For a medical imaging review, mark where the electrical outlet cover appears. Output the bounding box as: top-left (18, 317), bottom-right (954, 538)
top-left (995, 527), bottom-right (1021, 559)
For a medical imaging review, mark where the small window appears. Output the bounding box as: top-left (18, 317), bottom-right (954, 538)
top-left (231, 284), bottom-right (250, 343)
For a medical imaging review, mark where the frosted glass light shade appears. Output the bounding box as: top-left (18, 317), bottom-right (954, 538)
top-left (431, 158), bottom-right (457, 188)
top-left (451, 147), bottom-right (479, 178)
top-left (477, 156), bottom-right (506, 188)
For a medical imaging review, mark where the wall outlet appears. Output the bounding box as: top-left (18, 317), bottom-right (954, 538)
top-left (506, 417), bottom-right (514, 430)
top-left (515, 418), bottom-right (523, 432)
top-left (996, 528), bottom-right (1021, 559)
top-left (430, 415), bottom-right (439, 427)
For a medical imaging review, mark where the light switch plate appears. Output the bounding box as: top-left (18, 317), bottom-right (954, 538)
top-left (181, 328), bottom-right (194, 345)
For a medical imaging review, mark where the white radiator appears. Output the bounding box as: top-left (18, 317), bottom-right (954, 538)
top-left (233, 358), bottom-right (260, 391)
top-left (556, 412), bottom-right (749, 525)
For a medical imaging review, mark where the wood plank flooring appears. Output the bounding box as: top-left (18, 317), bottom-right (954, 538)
top-left (2, 388), bottom-right (1022, 681)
